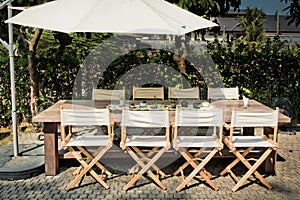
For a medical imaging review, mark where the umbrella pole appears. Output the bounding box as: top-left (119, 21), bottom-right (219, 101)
top-left (8, 2), bottom-right (19, 157)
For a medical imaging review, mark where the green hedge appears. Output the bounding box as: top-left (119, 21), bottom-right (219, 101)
top-left (0, 46), bottom-right (31, 127)
top-left (0, 34), bottom-right (299, 127)
top-left (207, 37), bottom-right (300, 120)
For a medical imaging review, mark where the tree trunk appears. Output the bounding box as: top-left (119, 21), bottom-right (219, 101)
top-left (28, 28), bottom-right (43, 121)
top-left (173, 48), bottom-right (188, 74)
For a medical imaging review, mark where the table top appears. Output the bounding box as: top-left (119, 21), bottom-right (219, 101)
top-left (33, 99), bottom-right (291, 123)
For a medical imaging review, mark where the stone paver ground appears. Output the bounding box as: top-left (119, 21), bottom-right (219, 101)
top-left (0, 132), bottom-right (299, 199)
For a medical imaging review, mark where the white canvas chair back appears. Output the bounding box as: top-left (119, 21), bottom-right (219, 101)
top-left (168, 87), bottom-right (199, 100)
top-left (92, 88), bottom-right (125, 101)
top-left (174, 108), bottom-right (223, 145)
top-left (132, 86), bottom-right (164, 100)
top-left (61, 108), bottom-right (111, 127)
top-left (230, 108), bottom-right (279, 142)
top-left (122, 110), bottom-right (169, 128)
top-left (207, 87), bottom-right (239, 100)
top-left (175, 108), bottom-right (223, 127)
top-left (231, 110), bottom-right (279, 128)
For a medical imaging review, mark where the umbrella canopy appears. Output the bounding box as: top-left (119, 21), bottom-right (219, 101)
top-left (6, 0), bottom-right (218, 35)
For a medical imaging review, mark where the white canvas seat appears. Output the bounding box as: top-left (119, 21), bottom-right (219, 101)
top-left (175, 136), bottom-right (219, 148)
top-left (168, 87), bottom-right (199, 100)
top-left (221, 108), bottom-right (279, 192)
top-left (65, 135), bottom-right (110, 147)
top-left (60, 108), bottom-right (114, 191)
top-left (92, 88), bottom-right (125, 101)
top-left (230, 136), bottom-right (275, 147)
top-left (207, 86), bottom-right (239, 100)
top-left (125, 135), bottom-right (167, 147)
top-left (120, 109), bottom-right (170, 191)
top-left (172, 107), bottom-right (223, 192)
top-left (132, 86), bottom-right (164, 100)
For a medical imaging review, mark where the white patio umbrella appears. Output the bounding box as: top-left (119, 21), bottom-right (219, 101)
top-left (6, 0), bottom-right (218, 35)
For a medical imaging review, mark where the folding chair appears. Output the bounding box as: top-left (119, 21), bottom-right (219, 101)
top-left (168, 87), bottom-right (199, 100)
top-left (221, 108), bottom-right (279, 192)
top-left (60, 107), bottom-right (114, 191)
top-left (172, 107), bottom-right (223, 192)
top-left (132, 86), bottom-right (164, 101)
top-left (120, 109), bottom-right (170, 191)
top-left (207, 86), bottom-right (239, 100)
top-left (92, 88), bottom-right (125, 101)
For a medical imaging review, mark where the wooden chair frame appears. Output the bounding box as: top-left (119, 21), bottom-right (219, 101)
top-left (221, 108), bottom-right (279, 192)
top-left (172, 108), bottom-right (223, 192)
top-left (132, 86), bottom-right (164, 101)
top-left (120, 109), bottom-right (170, 191)
top-left (207, 86), bottom-right (239, 100)
top-left (168, 87), bottom-right (199, 100)
top-left (92, 88), bottom-right (125, 101)
top-left (60, 107), bottom-right (114, 191)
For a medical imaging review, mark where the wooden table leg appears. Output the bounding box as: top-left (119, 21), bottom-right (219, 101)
top-left (44, 122), bottom-right (58, 176)
top-left (263, 127), bottom-right (276, 175)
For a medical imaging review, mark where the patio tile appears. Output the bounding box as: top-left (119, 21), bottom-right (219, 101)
top-left (0, 132), bottom-right (299, 199)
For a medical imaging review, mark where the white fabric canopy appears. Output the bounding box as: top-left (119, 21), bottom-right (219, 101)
top-left (6, 0), bottom-right (218, 35)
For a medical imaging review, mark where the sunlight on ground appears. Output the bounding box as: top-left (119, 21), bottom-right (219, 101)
top-left (0, 128), bottom-right (12, 146)
top-left (0, 124), bottom-right (37, 146)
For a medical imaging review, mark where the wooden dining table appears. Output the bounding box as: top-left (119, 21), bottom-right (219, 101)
top-left (33, 99), bottom-right (291, 176)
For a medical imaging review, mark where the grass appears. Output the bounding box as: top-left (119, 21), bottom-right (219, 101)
top-left (0, 128), bottom-right (12, 146)
top-left (0, 123), bottom-right (37, 146)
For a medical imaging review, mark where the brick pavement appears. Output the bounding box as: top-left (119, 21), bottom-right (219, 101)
top-left (0, 132), bottom-right (299, 199)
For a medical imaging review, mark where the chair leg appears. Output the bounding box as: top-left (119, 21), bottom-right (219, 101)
top-left (184, 149), bottom-right (216, 184)
top-left (128, 147), bottom-right (159, 174)
top-left (133, 146), bottom-right (166, 177)
top-left (176, 148), bottom-right (219, 192)
top-left (65, 146), bottom-right (110, 191)
top-left (78, 146), bottom-right (112, 176)
top-left (123, 147), bottom-right (167, 191)
top-left (173, 148), bottom-right (212, 178)
top-left (220, 146), bottom-right (253, 176)
top-left (232, 148), bottom-right (273, 192)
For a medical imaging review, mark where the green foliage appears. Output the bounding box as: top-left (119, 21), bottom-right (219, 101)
top-left (0, 46), bottom-right (30, 126)
top-left (207, 37), bottom-right (300, 120)
top-left (85, 47), bottom-right (205, 100)
top-left (239, 7), bottom-right (266, 42)
top-left (36, 31), bottom-right (108, 102)
top-left (282, 0), bottom-right (300, 27)
top-left (169, 0), bottom-right (241, 17)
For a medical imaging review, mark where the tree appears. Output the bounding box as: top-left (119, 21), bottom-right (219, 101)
top-left (166, 0), bottom-right (242, 74)
top-left (239, 7), bottom-right (266, 42)
top-left (11, 0), bottom-right (49, 122)
top-left (168, 0), bottom-right (241, 17)
top-left (282, 0), bottom-right (300, 27)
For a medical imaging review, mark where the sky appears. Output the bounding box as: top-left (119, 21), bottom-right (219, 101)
top-left (240, 0), bottom-right (288, 15)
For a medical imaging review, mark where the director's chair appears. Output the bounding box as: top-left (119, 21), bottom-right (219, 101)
top-left (60, 107), bottom-right (114, 191)
top-left (172, 107), bottom-right (224, 192)
top-left (120, 109), bottom-right (170, 191)
top-left (221, 108), bottom-right (279, 192)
